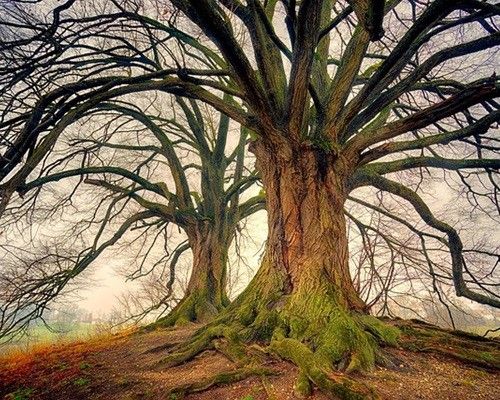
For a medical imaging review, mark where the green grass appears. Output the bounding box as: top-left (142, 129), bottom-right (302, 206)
top-left (0, 323), bottom-right (97, 355)
top-left (4, 387), bottom-right (34, 400)
top-left (73, 377), bottom-right (90, 387)
top-left (79, 361), bottom-right (92, 370)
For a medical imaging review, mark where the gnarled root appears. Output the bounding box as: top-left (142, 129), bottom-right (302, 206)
top-left (153, 291), bottom-right (225, 328)
top-left (262, 311), bottom-right (398, 399)
top-left (269, 337), bottom-right (378, 399)
top-left (152, 265), bottom-right (402, 399)
top-left (156, 305), bottom-right (399, 399)
top-left (165, 366), bottom-right (275, 398)
top-left (395, 319), bottom-right (500, 370)
top-left (158, 325), bottom-right (226, 368)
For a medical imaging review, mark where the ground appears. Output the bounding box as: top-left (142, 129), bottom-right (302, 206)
top-left (0, 322), bottom-right (498, 400)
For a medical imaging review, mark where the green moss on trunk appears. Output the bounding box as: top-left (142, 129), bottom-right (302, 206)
top-left (156, 290), bottom-right (226, 327)
top-left (156, 145), bottom-right (401, 399)
top-left (154, 224), bottom-right (231, 327)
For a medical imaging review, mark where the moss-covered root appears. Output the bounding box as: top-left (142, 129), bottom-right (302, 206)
top-left (212, 328), bottom-right (250, 366)
top-left (282, 309), bottom-right (400, 377)
top-left (269, 337), bottom-right (378, 400)
top-left (265, 314), bottom-right (400, 399)
top-left (158, 325), bottom-right (248, 368)
top-left (309, 313), bottom-right (399, 374)
top-left (153, 292), bottom-right (222, 328)
top-left (157, 326), bottom-right (220, 368)
top-left (396, 319), bottom-right (500, 370)
top-left (166, 366), bottom-right (275, 398)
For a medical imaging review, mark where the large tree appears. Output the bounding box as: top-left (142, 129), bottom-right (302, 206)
top-left (72, 97), bottom-right (264, 327)
top-left (1, 0), bottom-right (499, 397)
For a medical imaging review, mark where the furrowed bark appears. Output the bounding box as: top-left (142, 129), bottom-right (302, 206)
top-left (163, 138), bottom-right (400, 399)
top-left (157, 221), bottom-right (231, 326)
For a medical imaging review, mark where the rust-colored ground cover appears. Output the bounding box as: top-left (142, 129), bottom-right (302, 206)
top-left (0, 325), bottom-right (498, 400)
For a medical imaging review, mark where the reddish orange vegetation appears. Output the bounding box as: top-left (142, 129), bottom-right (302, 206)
top-left (0, 329), bottom-right (134, 398)
top-left (0, 325), bottom-right (498, 400)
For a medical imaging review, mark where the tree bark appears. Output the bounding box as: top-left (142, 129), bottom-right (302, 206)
top-left (162, 140), bottom-right (400, 398)
top-left (232, 139), bottom-right (366, 317)
top-left (158, 221), bottom-right (231, 326)
top-left (218, 140), bottom-right (399, 377)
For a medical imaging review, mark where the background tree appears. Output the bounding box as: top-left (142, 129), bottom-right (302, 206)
top-left (1, 0), bottom-right (499, 397)
top-left (0, 92), bottom-right (264, 335)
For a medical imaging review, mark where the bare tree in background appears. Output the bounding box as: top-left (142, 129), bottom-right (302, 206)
top-left (0, 88), bottom-right (264, 335)
top-left (346, 190), bottom-right (499, 329)
top-left (0, 0), bottom-right (499, 397)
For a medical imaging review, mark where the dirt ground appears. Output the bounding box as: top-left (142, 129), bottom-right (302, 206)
top-left (1, 324), bottom-right (498, 400)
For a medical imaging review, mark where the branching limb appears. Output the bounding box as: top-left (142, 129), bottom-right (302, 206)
top-left (355, 170), bottom-right (500, 308)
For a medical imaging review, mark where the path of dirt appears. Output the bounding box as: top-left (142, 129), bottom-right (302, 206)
top-left (1, 325), bottom-right (498, 400)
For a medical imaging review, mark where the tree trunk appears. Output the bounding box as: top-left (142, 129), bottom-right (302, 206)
top-left (250, 141), bottom-right (366, 315)
top-left (159, 221), bottom-right (231, 326)
top-left (230, 140), bottom-right (366, 316)
top-left (218, 141), bottom-right (399, 388)
top-left (162, 140), bottom-right (400, 398)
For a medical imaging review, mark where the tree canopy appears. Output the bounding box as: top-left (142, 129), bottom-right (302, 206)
top-left (1, 0), bottom-right (498, 305)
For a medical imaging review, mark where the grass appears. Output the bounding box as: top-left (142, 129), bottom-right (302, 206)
top-left (73, 377), bottom-right (90, 387)
top-left (4, 387), bottom-right (34, 400)
top-left (0, 323), bottom-right (98, 355)
top-left (79, 361), bottom-right (92, 370)
top-left (0, 326), bottom-right (135, 398)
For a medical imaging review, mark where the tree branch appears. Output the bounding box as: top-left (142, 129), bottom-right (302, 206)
top-left (355, 171), bottom-right (500, 308)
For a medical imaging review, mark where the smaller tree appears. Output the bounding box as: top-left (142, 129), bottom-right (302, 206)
top-left (0, 95), bottom-right (264, 336)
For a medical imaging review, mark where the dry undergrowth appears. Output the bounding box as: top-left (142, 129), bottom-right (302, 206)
top-left (0, 321), bottom-right (498, 400)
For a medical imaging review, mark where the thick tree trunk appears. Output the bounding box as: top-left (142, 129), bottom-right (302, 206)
top-left (162, 141), bottom-right (400, 398)
top-left (230, 140), bottom-right (367, 320)
top-left (159, 221), bottom-right (231, 326)
top-left (217, 141), bottom-right (399, 391)
top-left (251, 141), bottom-right (366, 314)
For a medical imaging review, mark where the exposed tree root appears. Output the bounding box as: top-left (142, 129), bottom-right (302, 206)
top-left (165, 366), bottom-right (275, 398)
top-left (152, 262), bottom-right (494, 397)
top-left (394, 319), bottom-right (500, 370)
top-left (269, 336), bottom-right (378, 399)
top-left (142, 341), bottom-right (179, 355)
top-left (158, 325), bottom-right (224, 368)
top-left (155, 296), bottom-right (399, 399)
top-left (154, 313), bottom-right (500, 399)
top-left (156, 316), bottom-right (392, 399)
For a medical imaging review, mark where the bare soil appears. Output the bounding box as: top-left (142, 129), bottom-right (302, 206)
top-left (1, 324), bottom-right (498, 400)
